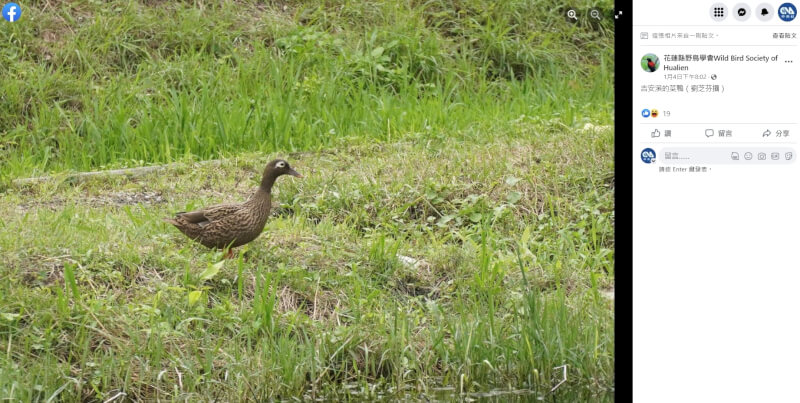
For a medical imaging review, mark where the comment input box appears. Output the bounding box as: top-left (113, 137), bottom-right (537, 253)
top-left (661, 147), bottom-right (796, 164)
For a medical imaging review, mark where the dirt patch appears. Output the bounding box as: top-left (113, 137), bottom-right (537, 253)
top-left (87, 190), bottom-right (166, 207)
top-left (41, 14), bottom-right (74, 43)
top-left (269, 206), bottom-right (295, 218)
top-left (16, 190), bottom-right (166, 212)
top-left (277, 286), bottom-right (340, 321)
top-left (392, 255), bottom-right (446, 299)
top-left (18, 255), bottom-right (74, 287)
top-left (600, 288), bottom-right (614, 301)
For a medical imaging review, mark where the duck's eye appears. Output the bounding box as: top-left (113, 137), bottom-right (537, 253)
top-left (276, 161), bottom-right (286, 168)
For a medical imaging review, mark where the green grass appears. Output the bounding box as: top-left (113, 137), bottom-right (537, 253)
top-left (0, 0), bottom-right (613, 180)
top-left (0, 129), bottom-right (614, 400)
top-left (0, 0), bottom-right (614, 400)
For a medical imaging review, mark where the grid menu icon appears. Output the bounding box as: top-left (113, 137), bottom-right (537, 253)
top-left (710, 3), bottom-right (728, 21)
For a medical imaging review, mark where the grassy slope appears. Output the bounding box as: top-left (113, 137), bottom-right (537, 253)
top-left (0, 0), bottom-right (613, 179)
top-left (0, 0), bottom-right (614, 400)
top-left (1, 126), bottom-right (614, 400)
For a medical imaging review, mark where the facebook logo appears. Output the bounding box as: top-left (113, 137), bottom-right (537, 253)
top-left (3, 3), bottom-right (21, 22)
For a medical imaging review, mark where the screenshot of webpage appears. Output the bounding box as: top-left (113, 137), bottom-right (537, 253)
top-left (633, 2), bottom-right (799, 401)
top-left (1, 1), bottom-right (616, 401)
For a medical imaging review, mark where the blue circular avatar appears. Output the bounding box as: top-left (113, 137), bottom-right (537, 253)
top-left (778, 3), bottom-right (797, 21)
top-left (2, 3), bottom-right (21, 22)
top-left (641, 148), bottom-right (656, 164)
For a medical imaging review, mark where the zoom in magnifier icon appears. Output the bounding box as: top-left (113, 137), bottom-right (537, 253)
top-left (566, 9), bottom-right (578, 22)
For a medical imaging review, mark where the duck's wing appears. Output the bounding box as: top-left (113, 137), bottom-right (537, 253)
top-left (175, 203), bottom-right (243, 226)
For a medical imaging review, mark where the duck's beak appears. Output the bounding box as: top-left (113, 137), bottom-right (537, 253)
top-left (288, 169), bottom-right (303, 178)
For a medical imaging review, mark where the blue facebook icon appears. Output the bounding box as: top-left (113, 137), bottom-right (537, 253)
top-left (3, 3), bottom-right (21, 22)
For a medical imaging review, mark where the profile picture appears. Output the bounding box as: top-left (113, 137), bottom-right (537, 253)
top-left (641, 53), bottom-right (660, 72)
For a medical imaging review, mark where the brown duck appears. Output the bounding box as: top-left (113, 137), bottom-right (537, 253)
top-left (164, 159), bottom-right (302, 258)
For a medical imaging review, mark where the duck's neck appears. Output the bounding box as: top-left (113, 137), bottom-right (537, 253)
top-left (257, 169), bottom-right (278, 195)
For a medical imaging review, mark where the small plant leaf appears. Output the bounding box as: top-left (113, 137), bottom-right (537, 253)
top-left (199, 260), bottom-right (224, 282)
top-left (188, 290), bottom-right (203, 306)
top-left (437, 214), bottom-right (455, 226)
top-left (521, 225), bottom-right (532, 245)
top-left (505, 176), bottom-right (522, 186)
top-left (371, 47), bottom-right (384, 58)
top-left (507, 191), bottom-right (522, 204)
top-left (63, 262), bottom-right (79, 299)
top-left (470, 213), bottom-right (483, 223)
top-left (1, 313), bottom-right (20, 322)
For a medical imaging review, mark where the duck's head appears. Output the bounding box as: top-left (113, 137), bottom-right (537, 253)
top-left (265, 159), bottom-right (302, 178)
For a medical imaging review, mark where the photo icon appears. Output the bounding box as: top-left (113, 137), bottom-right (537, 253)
top-left (641, 54), bottom-right (660, 72)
